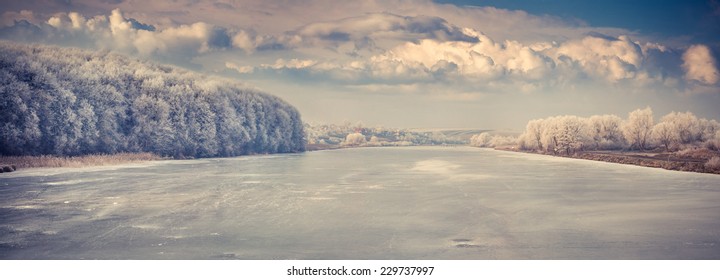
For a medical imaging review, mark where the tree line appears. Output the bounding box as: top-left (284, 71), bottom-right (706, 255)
top-left (513, 107), bottom-right (720, 155)
top-left (305, 123), bottom-right (465, 147)
top-left (0, 42), bottom-right (305, 158)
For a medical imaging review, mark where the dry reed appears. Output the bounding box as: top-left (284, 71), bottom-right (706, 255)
top-left (0, 153), bottom-right (162, 169)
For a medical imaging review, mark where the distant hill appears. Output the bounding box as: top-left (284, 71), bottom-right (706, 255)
top-left (0, 41), bottom-right (305, 158)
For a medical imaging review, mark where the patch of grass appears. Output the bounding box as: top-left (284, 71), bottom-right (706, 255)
top-left (675, 147), bottom-right (717, 160)
top-left (0, 153), bottom-right (162, 169)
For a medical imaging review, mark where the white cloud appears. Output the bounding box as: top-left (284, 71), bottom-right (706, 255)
top-left (265, 58), bottom-right (318, 70)
top-left (215, 21), bottom-right (707, 100)
top-left (4, 9), bottom-right (233, 58)
top-left (225, 29), bottom-right (668, 91)
top-left (1, 1), bottom-right (635, 47)
top-left (231, 30), bottom-right (256, 53)
top-left (291, 13), bottom-right (476, 47)
top-left (373, 30), bottom-right (557, 81)
top-left (553, 35), bottom-right (643, 82)
top-left (225, 62), bottom-right (254, 74)
top-left (682, 44), bottom-right (719, 85)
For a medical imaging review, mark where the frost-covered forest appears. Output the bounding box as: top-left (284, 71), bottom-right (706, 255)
top-left (0, 42), bottom-right (305, 158)
top-left (471, 107), bottom-right (720, 154)
top-left (470, 107), bottom-right (720, 172)
top-left (512, 107), bottom-right (720, 154)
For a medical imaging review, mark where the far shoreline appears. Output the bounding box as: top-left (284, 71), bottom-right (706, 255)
top-left (310, 143), bottom-right (720, 175)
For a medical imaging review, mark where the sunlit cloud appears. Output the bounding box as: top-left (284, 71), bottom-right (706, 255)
top-left (683, 44), bottom-right (719, 85)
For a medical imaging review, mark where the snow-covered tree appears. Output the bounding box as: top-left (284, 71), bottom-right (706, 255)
top-left (653, 122), bottom-right (677, 151)
top-left (343, 132), bottom-right (366, 146)
top-left (588, 114), bottom-right (624, 150)
top-left (524, 119), bottom-right (545, 151)
top-left (660, 111), bottom-right (699, 145)
top-left (518, 106), bottom-right (718, 153)
top-left (698, 119), bottom-right (720, 142)
top-left (554, 115), bottom-right (589, 155)
top-left (706, 131), bottom-right (720, 151)
top-left (470, 132), bottom-right (516, 148)
top-left (489, 135), bottom-right (518, 148)
top-left (470, 132), bottom-right (492, 147)
top-left (622, 107), bottom-right (654, 150)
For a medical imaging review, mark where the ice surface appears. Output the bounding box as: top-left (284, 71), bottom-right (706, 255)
top-left (1, 146), bottom-right (719, 259)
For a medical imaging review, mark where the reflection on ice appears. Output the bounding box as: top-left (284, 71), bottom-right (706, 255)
top-left (46, 179), bottom-right (88, 186)
top-left (304, 197), bottom-right (336, 201)
top-left (411, 159), bottom-right (491, 181)
top-left (131, 224), bottom-right (163, 230)
top-left (411, 159), bottom-right (460, 174)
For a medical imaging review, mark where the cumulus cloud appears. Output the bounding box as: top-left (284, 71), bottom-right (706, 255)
top-left (682, 44), bottom-right (719, 85)
top-left (228, 26), bottom-right (547, 83)
top-left (0, 0), bottom-right (631, 50)
top-left (224, 27), bottom-right (684, 96)
top-left (28, 0), bottom-right (623, 43)
top-left (1, 9), bottom-right (236, 60)
top-left (553, 35), bottom-right (644, 82)
top-left (2, 3), bottom-right (717, 99)
top-left (291, 13), bottom-right (477, 48)
top-left (221, 13), bottom-right (480, 54)
top-left (372, 29), bottom-right (555, 81)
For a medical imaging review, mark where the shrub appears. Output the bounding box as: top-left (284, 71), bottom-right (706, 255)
top-left (705, 156), bottom-right (720, 171)
top-left (343, 133), bottom-right (366, 146)
top-left (470, 133), bottom-right (492, 147)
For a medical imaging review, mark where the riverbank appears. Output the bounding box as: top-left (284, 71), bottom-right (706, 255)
top-left (0, 153), bottom-right (162, 171)
top-left (495, 146), bottom-right (720, 175)
top-left (6, 146), bottom-right (719, 175)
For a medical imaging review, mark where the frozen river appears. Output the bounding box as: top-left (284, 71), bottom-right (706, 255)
top-left (1, 146), bottom-right (720, 259)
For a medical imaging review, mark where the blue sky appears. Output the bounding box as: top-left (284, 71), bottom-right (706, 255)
top-left (438, 0), bottom-right (720, 43)
top-left (1, 0), bottom-right (718, 129)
